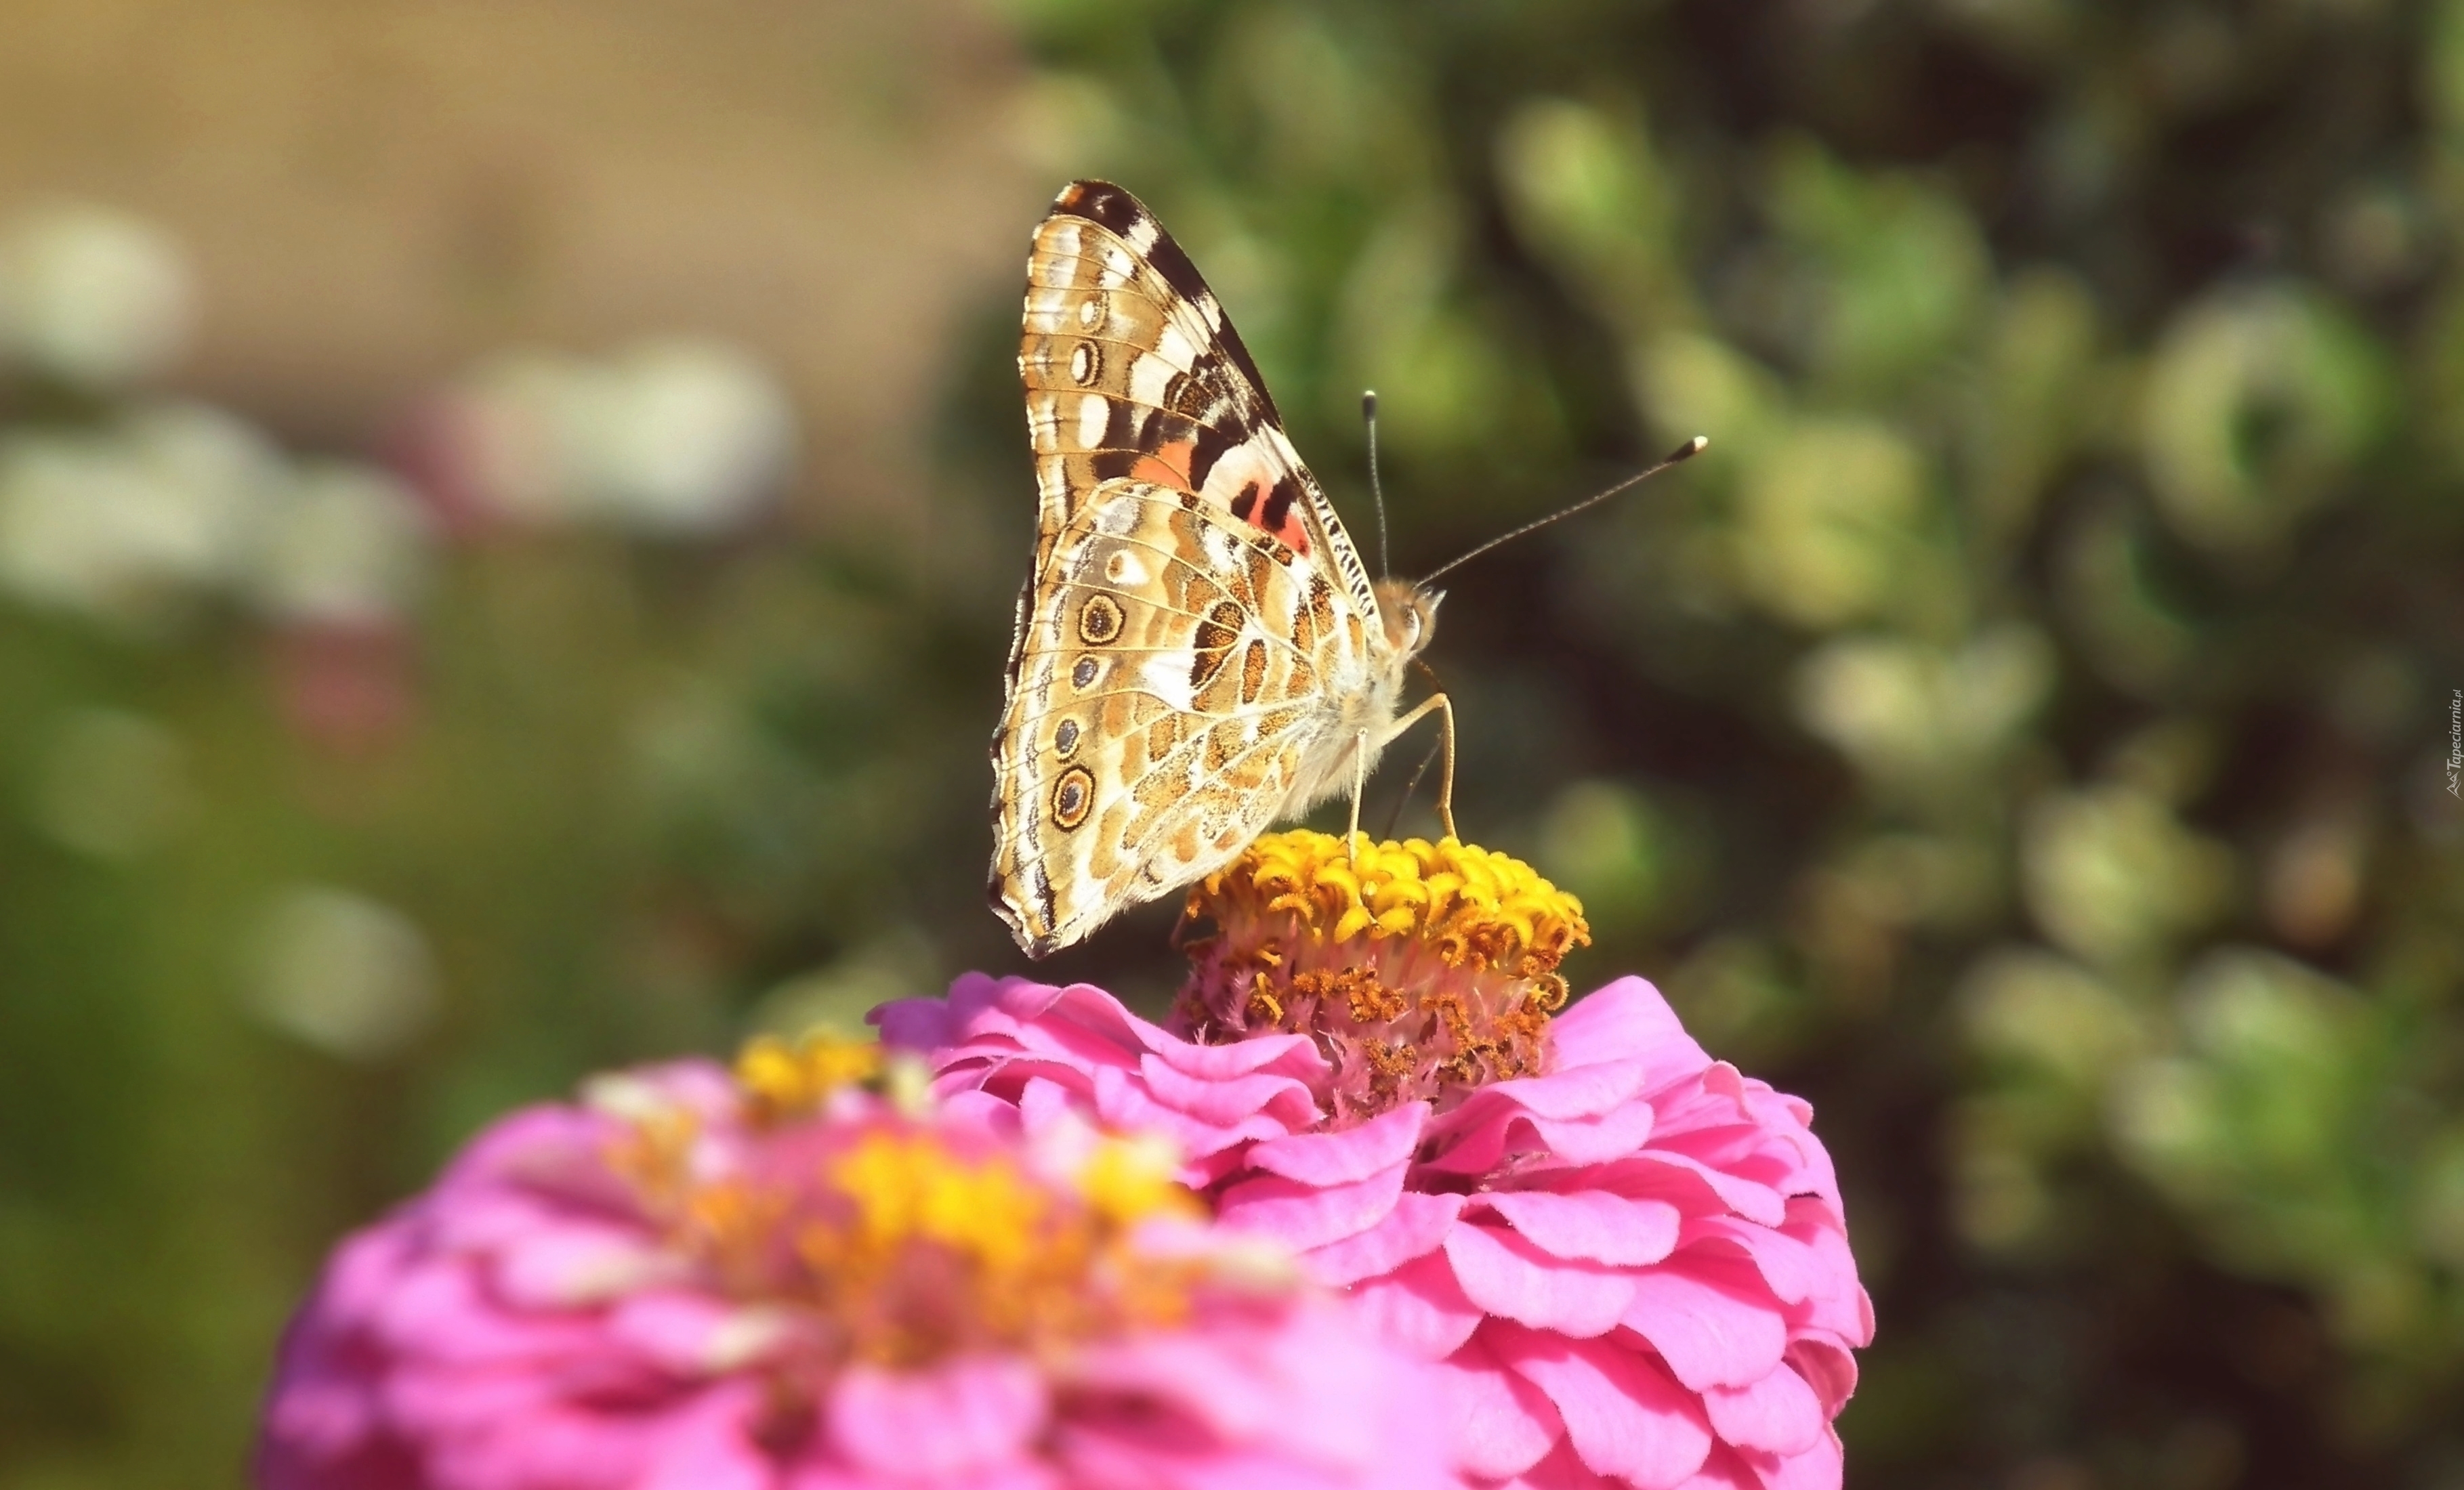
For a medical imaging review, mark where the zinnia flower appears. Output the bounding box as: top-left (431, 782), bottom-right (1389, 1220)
top-left (257, 1033), bottom-right (1458, 1490)
top-left (880, 832), bottom-right (1873, 1490)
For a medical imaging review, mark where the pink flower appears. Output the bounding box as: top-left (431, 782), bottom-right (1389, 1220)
top-left (879, 833), bottom-right (1873, 1490)
top-left (257, 1036), bottom-right (1459, 1490)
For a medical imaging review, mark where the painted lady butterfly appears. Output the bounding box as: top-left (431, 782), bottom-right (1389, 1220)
top-left (988, 180), bottom-right (1455, 958)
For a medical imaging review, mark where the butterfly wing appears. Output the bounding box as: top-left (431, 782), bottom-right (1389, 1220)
top-left (993, 180), bottom-right (1385, 956)
top-left (1017, 180), bottom-right (1381, 617)
top-left (991, 478), bottom-right (1365, 956)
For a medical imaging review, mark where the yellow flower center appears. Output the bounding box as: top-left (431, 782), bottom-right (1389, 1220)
top-left (611, 1038), bottom-right (1204, 1371)
top-left (1176, 831), bottom-right (1590, 1123)
top-left (734, 1031), bottom-right (885, 1122)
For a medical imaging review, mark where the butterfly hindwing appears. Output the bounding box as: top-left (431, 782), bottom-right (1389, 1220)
top-left (993, 479), bottom-right (1360, 953)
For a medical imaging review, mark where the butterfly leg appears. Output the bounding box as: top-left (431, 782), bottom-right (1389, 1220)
top-left (1374, 694), bottom-right (1457, 840)
top-left (1348, 729), bottom-right (1371, 868)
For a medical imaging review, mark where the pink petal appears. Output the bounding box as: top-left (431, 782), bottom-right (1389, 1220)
top-left (1137, 1051), bottom-right (1321, 1129)
top-left (827, 1357), bottom-right (1048, 1479)
top-left (1780, 1202), bottom-right (1875, 1346)
top-left (1784, 1339), bottom-right (1859, 1417)
top-left (1454, 1062), bottom-right (1651, 1125)
top-left (1701, 1363), bottom-right (1823, 1456)
top-left (1747, 1424), bottom-right (1842, 1490)
top-left (491, 1225), bottom-right (676, 1308)
top-left (1478, 1189), bottom-right (1682, 1267)
top-left (423, 1390), bottom-right (686, 1490)
top-left (1217, 1159), bottom-right (1410, 1253)
top-left (1488, 1321), bottom-right (1715, 1490)
top-left (1436, 1331), bottom-right (1564, 1478)
top-left (869, 994), bottom-right (956, 1050)
top-left (1621, 1255), bottom-right (1789, 1392)
top-left (938, 1088), bottom-right (1027, 1136)
top-left (1676, 1217), bottom-right (1821, 1306)
top-left (1527, 1101), bottom-right (1667, 1166)
top-left (1350, 1248), bottom-right (1484, 1359)
top-left (1620, 1152), bottom-right (1789, 1228)
top-left (602, 1291), bottom-right (773, 1377)
top-left (1305, 1192), bottom-right (1465, 1287)
top-left (1502, 1440), bottom-right (1615, 1490)
top-left (1137, 1023), bottom-right (1329, 1084)
top-left (1444, 1221), bottom-right (1635, 1338)
top-left (1671, 1443), bottom-right (1762, 1490)
top-left (1248, 1103), bottom-right (1427, 1186)
top-left (1551, 979), bottom-right (1710, 1084)
top-left (1087, 1065), bottom-right (1291, 1159)
top-left (1424, 1099), bottom-right (1652, 1177)
top-left (636, 1382), bottom-right (776, 1490)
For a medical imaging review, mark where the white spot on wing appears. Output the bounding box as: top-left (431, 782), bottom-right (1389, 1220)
top-left (1129, 352), bottom-right (1175, 405)
top-left (1155, 324), bottom-right (1201, 370)
top-left (1077, 394), bottom-right (1109, 448)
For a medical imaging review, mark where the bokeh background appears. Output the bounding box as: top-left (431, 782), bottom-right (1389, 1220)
top-left (3, 1), bottom-right (2462, 1486)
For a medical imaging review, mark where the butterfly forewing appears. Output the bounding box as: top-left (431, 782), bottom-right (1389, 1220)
top-left (1018, 182), bottom-right (1379, 616)
top-left (993, 180), bottom-right (1405, 958)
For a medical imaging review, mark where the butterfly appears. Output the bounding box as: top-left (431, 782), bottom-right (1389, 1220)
top-left (987, 179), bottom-right (1456, 958)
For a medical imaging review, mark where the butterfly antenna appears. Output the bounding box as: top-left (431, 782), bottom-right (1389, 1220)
top-left (1419, 435), bottom-right (1709, 586)
top-left (1362, 390), bottom-right (1392, 579)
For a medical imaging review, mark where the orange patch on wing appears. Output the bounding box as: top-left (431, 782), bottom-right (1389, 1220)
top-left (1131, 440), bottom-right (1195, 489)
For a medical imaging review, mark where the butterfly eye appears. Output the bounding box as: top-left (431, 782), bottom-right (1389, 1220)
top-left (1053, 719), bottom-right (1081, 758)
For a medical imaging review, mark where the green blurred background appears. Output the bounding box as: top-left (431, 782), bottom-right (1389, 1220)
top-left (3, 1), bottom-right (2463, 1486)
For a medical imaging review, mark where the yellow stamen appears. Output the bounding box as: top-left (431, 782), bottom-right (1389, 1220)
top-left (1177, 831), bottom-right (1591, 1122)
top-left (735, 1031), bottom-right (884, 1122)
top-left (1196, 831), bottom-right (1588, 973)
top-left (831, 1132), bottom-right (1052, 1274)
top-left (616, 1075), bottom-right (1210, 1370)
top-left (1077, 1133), bottom-right (1202, 1228)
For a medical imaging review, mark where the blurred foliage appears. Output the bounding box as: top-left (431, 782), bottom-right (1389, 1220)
top-left (2, 3), bottom-right (2464, 1490)
top-left (986, 2), bottom-right (2464, 1488)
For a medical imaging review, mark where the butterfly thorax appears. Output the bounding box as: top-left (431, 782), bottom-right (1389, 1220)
top-left (1271, 579), bottom-right (1441, 819)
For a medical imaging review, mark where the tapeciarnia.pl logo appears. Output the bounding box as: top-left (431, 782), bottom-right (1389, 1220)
top-left (2448, 688), bottom-right (2461, 799)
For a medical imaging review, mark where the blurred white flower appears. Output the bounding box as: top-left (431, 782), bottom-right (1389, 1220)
top-left (246, 885), bottom-right (438, 1061)
top-left (0, 402), bottom-right (282, 623)
top-left (0, 203), bottom-right (194, 388)
top-left (247, 462), bottom-right (432, 627)
top-left (425, 340), bottom-right (794, 536)
top-left (587, 341), bottom-right (794, 534)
